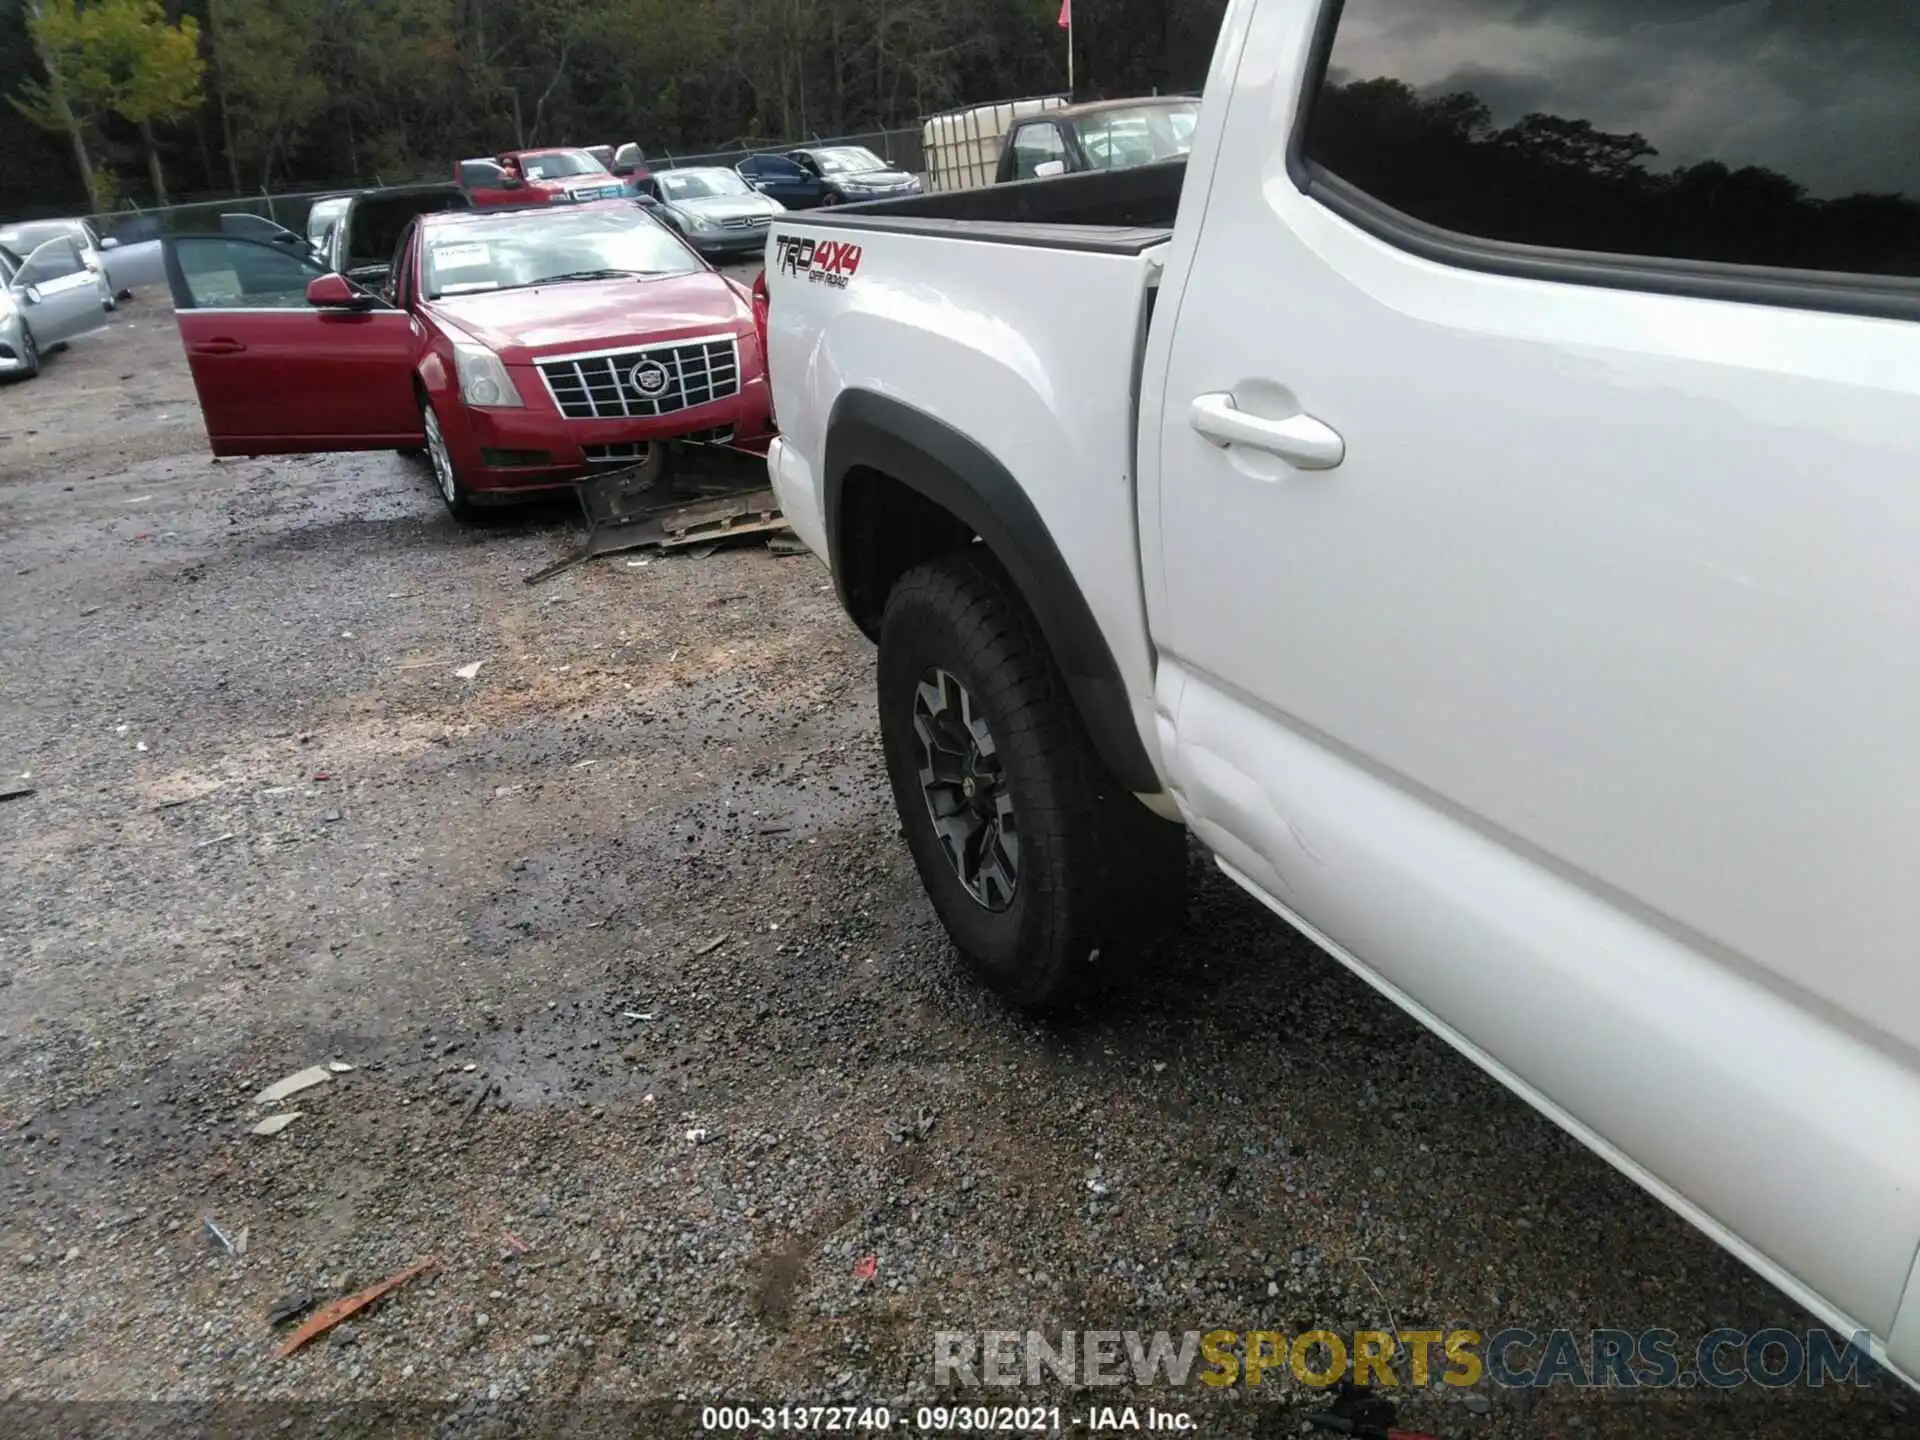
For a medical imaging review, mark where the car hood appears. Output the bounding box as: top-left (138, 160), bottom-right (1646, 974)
top-left (832, 169), bottom-right (917, 189)
top-left (665, 194), bottom-right (781, 221)
top-left (427, 273), bottom-right (747, 362)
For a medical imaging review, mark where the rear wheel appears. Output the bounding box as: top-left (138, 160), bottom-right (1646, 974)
top-left (421, 400), bottom-right (479, 520)
top-left (877, 549), bottom-right (1188, 1011)
top-left (18, 328), bottom-right (40, 379)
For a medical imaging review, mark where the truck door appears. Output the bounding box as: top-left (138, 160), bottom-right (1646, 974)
top-left (1148, 0), bottom-right (1920, 1347)
top-left (163, 234), bottom-right (421, 455)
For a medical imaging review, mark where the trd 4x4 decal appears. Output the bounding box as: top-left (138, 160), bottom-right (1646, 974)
top-left (773, 234), bottom-right (862, 288)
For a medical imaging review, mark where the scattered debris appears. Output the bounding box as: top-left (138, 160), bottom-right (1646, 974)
top-left (153, 796), bottom-right (196, 811)
top-left (195, 833), bottom-right (236, 849)
top-left (203, 1217), bottom-right (238, 1255)
top-left (766, 531), bottom-right (808, 557)
top-left (462, 1080), bottom-right (498, 1125)
top-left (852, 1255), bottom-right (878, 1282)
top-left (453, 662), bottom-right (483, 680)
top-left (249, 1112), bottom-right (300, 1137)
top-left (685, 1127), bottom-right (713, 1145)
top-left (500, 1230), bottom-right (532, 1255)
top-left (0, 786), bottom-right (34, 803)
top-left (693, 934), bottom-right (729, 957)
top-left (265, 1292), bottom-right (316, 1327)
top-left (622, 1011), bottom-right (653, 1022)
top-left (524, 469), bottom-right (786, 585)
top-left (625, 559), bottom-right (651, 568)
top-left (255, 1065), bottom-right (331, 1106)
top-left (326, 1061), bottom-right (355, 1073)
top-left (135, 741), bottom-right (148, 752)
top-left (275, 1255), bottom-right (438, 1358)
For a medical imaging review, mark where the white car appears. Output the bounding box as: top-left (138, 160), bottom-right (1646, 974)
top-left (0, 234), bottom-right (111, 379)
top-left (0, 218), bottom-right (119, 310)
top-left (763, 0), bottom-right (1920, 1392)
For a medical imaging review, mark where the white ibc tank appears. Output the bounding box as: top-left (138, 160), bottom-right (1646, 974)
top-left (921, 95), bottom-right (1068, 191)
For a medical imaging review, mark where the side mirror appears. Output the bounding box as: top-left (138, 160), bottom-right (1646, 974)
top-left (1033, 160), bottom-right (1067, 178)
top-left (100, 236), bottom-right (120, 251)
top-left (634, 192), bottom-right (661, 208)
top-left (500, 175), bottom-right (524, 190)
top-left (306, 273), bottom-right (373, 310)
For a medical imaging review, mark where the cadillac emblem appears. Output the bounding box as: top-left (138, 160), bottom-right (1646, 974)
top-left (628, 359), bottom-right (671, 397)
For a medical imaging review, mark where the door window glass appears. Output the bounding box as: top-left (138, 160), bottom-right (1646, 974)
top-left (1009, 124), bottom-right (1067, 180)
top-left (17, 238), bottom-right (84, 286)
top-left (174, 236), bottom-right (328, 308)
top-left (1302, 0), bottom-right (1920, 279)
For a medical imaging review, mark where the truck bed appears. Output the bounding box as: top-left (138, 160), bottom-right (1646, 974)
top-left (810, 158), bottom-right (1184, 254)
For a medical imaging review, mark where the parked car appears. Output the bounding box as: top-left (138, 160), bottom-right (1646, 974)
top-left (780, 146), bottom-right (922, 206)
top-left (735, 152), bottom-right (831, 209)
top-left (455, 148), bottom-right (630, 208)
top-left (0, 217), bottom-right (121, 309)
top-left (585, 142), bottom-right (650, 188)
top-left (634, 167), bottom-right (785, 259)
top-left (223, 183), bottom-right (470, 293)
top-left (0, 232), bottom-right (111, 379)
top-left (157, 199), bottom-right (773, 517)
top-left (762, 0), bottom-right (1920, 1393)
top-left (996, 95), bottom-right (1199, 183)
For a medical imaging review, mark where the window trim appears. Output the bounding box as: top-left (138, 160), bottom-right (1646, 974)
top-left (1284, 0), bottom-right (1920, 323)
top-left (166, 233), bottom-right (336, 311)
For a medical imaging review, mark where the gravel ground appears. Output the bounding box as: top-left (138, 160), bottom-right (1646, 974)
top-left (0, 291), bottom-right (1912, 1440)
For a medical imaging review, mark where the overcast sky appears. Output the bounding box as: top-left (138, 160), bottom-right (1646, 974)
top-left (1324, 0), bottom-right (1920, 198)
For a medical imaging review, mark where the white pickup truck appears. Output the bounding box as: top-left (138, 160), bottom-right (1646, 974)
top-left (762, 0), bottom-right (1920, 1387)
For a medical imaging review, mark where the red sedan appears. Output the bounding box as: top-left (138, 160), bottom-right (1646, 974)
top-left (161, 200), bottom-right (773, 517)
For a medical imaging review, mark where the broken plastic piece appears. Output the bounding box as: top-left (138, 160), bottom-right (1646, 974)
top-left (276, 1255), bottom-right (438, 1357)
top-left (255, 1065), bottom-right (331, 1106)
top-left (249, 1112), bottom-right (299, 1136)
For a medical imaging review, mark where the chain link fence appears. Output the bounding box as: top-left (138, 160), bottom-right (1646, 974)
top-left (74, 125), bottom-right (932, 244)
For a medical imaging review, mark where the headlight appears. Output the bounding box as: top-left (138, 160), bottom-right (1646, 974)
top-left (452, 342), bottom-right (523, 408)
top-left (682, 211), bottom-right (715, 232)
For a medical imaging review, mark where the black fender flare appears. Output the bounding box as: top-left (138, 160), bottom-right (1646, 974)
top-left (823, 388), bottom-right (1160, 794)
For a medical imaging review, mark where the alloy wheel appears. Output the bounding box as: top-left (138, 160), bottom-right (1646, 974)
top-left (423, 407), bottom-right (457, 504)
top-left (912, 668), bottom-right (1019, 911)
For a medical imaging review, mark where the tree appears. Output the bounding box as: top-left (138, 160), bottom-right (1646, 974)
top-left (206, 0), bottom-right (325, 187)
top-left (12, 0), bottom-right (106, 210)
top-left (97, 0), bottom-right (204, 203)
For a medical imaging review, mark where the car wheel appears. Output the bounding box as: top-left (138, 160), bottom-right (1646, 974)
top-left (98, 276), bottom-right (116, 312)
top-left (17, 327), bottom-right (40, 380)
top-left (820, 190), bottom-right (840, 207)
top-left (421, 400), bottom-right (479, 520)
top-left (877, 548), bottom-right (1188, 1011)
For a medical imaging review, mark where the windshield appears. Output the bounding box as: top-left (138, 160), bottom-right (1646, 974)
top-left (655, 169), bottom-right (752, 200)
top-left (811, 147), bottom-right (888, 175)
top-left (1070, 103), bottom-right (1199, 169)
top-left (517, 150), bottom-right (608, 180)
top-left (422, 207), bottom-right (699, 297)
top-left (0, 220), bottom-right (82, 252)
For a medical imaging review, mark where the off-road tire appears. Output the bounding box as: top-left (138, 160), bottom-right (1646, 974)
top-left (877, 547), bottom-right (1188, 1011)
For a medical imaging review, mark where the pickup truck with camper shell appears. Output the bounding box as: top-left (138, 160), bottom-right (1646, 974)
top-left (159, 198), bottom-right (772, 516)
top-left (761, 0), bottom-right (1920, 1391)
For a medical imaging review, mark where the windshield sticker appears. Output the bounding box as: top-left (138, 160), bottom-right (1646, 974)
top-left (432, 243), bottom-right (491, 267)
top-left (772, 233), bottom-right (861, 289)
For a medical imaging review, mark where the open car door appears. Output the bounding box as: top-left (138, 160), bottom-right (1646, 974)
top-left (456, 157), bottom-right (521, 208)
top-left (13, 236), bottom-right (107, 345)
top-left (162, 234), bottom-right (422, 457)
top-left (218, 211), bottom-right (321, 260)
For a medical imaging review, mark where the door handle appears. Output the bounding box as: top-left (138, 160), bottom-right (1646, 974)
top-left (190, 337), bottom-right (247, 355)
top-left (1189, 391), bottom-right (1344, 470)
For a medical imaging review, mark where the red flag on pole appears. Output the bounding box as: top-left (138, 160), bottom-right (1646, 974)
top-left (1058, 0), bottom-right (1070, 27)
